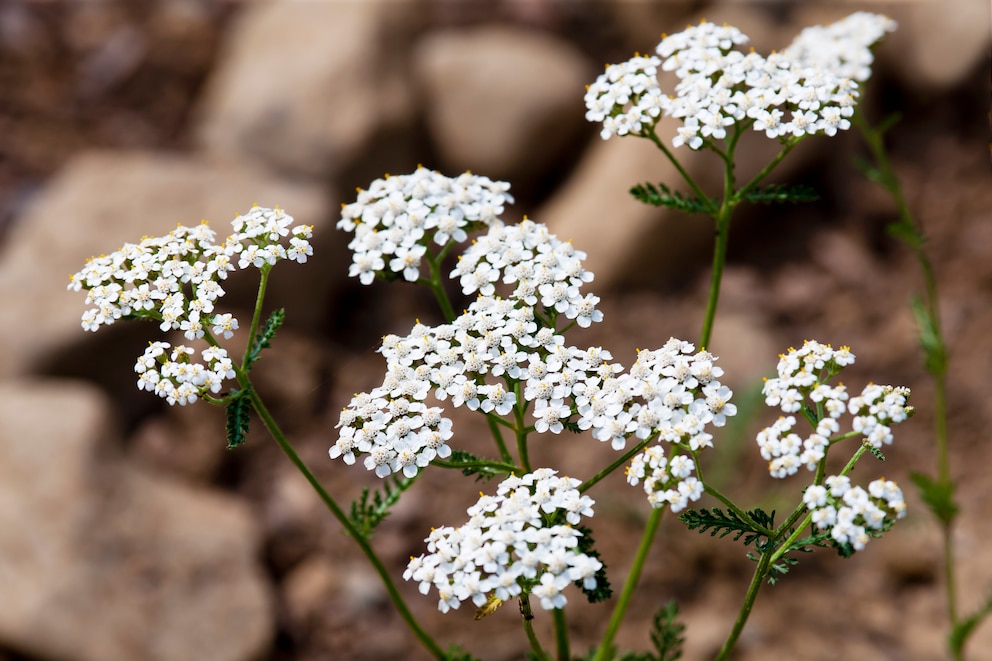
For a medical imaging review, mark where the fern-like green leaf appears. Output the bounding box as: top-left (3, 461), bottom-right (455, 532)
top-left (607, 601), bottom-right (686, 661)
top-left (867, 444), bottom-right (886, 461)
top-left (245, 307), bottom-right (286, 370)
top-left (950, 590), bottom-right (992, 657)
top-left (679, 507), bottom-right (775, 547)
top-left (573, 524), bottom-right (612, 603)
top-left (561, 420), bottom-right (584, 434)
top-left (442, 646), bottom-right (482, 661)
top-left (910, 471), bottom-right (959, 526)
top-left (348, 474), bottom-right (416, 538)
top-left (651, 600), bottom-right (685, 661)
top-left (911, 295), bottom-right (947, 377)
top-left (739, 183), bottom-right (819, 205)
top-left (629, 182), bottom-right (714, 215)
top-left (225, 387), bottom-right (252, 449)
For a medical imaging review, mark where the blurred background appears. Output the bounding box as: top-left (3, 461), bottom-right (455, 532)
top-left (0, 0), bottom-right (989, 659)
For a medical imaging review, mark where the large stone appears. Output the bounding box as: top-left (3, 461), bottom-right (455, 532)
top-left (0, 150), bottom-right (332, 380)
top-left (412, 25), bottom-right (592, 185)
top-left (194, 0), bottom-right (418, 179)
top-left (0, 379), bottom-right (274, 661)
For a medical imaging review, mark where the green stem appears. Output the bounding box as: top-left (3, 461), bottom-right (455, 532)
top-left (703, 484), bottom-right (775, 537)
top-left (486, 413), bottom-right (515, 464)
top-left (242, 265), bottom-right (272, 371)
top-left (591, 506), bottom-right (665, 661)
top-left (521, 596), bottom-right (551, 661)
top-left (645, 129), bottom-right (718, 215)
top-left (734, 138), bottom-right (799, 202)
top-left (244, 382), bottom-right (445, 660)
top-left (431, 458), bottom-right (520, 475)
top-left (514, 383), bottom-right (532, 473)
top-left (553, 607), bottom-right (570, 661)
top-left (714, 550), bottom-right (773, 661)
top-left (853, 111), bottom-right (957, 630)
top-left (699, 204), bottom-right (730, 350)
top-left (423, 249), bottom-right (457, 322)
top-left (579, 437), bottom-right (654, 494)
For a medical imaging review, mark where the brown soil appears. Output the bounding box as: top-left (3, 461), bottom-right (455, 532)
top-left (3, 3), bottom-right (990, 661)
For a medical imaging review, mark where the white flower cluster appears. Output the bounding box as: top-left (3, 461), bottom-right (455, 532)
top-left (585, 13), bottom-right (894, 146)
top-left (333, 170), bottom-right (736, 502)
top-left (626, 446), bottom-right (701, 512)
top-left (803, 475), bottom-right (907, 551)
top-left (134, 341), bottom-right (236, 406)
top-left (338, 167), bottom-right (513, 285)
top-left (619, 340), bottom-right (736, 510)
top-left (332, 215), bottom-right (608, 479)
top-left (784, 11), bottom-right (897, 82)
top-left (584, 54), bottom-right (670, 140)
top-left (757, 341), bottom-right (911, 478)
top-left (404, 469), bottom-right (601, 613)
top-left (68, 206), bottom-right (313, 405)
top-left (451, 219), bottom-right (600, 327)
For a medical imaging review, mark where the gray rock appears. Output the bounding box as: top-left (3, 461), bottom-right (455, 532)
top-left (0, 150), bottom-right (332, 379)
top-left (0, 379), bottom-right (274, 661)
top-left (194, 0), bottom-right (419, 179)
top-left (413, 25), bottom-right (592, 183)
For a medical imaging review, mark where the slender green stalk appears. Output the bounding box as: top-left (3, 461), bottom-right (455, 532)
top-left (591, 506), bottom-right (665, 661)
top-left (244, 382), bottom-right (446, 660)
top-left (702, 484), bottom-right (775, 538)
top-left (853, 111), bottom-right (958, 633)
top-left (645, 129), bottom-right (719, 214)
top-left (486, 413), bottom-right (515, 464)
top-left (423, 249), bottom-right (457, 322)
top-left (521, 596), bottom-right (551, 661)
top-left (714, 550), bottom-right (772, 661)
top-left (734, 139), bottom-right (798, 202)
top-left (242, 265), bottom-right (272, 371)
top-left (699, 204), bottom-right (731, 350)
top-left (431, 457), bottom-right (519, 474)
top-left (579, 436), bottom-right (653, 494)
top-left (514, 382), bottom-right (533, 473)
top-left (553, 607), bottom-right (570, 661)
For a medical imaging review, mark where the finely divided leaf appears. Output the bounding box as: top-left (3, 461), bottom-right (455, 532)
top-left (573, 524), bottom-right (612, 604)
top-left (679, 507), bottom-right (775, 547)
top-left (739, 183), bottom-right (819, 205)
top-left (245, 307), bottom-right (286, 370)
top-left (629, 182), bottom-right (714, 215)
top-left (348, 474), bottom-right (416, 538)
top-left (950, 590), bottom-right (992, 657)
top-left (225, 387), bottom-right (252, 449)
top-left (910, 471), bottom-right (959, 526)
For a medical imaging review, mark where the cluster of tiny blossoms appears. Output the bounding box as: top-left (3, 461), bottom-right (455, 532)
top-left (332, 178), bottom-right (604, 479)
top-left (622, 340), bottom-right (736, 511)
top-left (333, 172), bottom-right (736, 503)
top-left (337, 166), bottom-right (512, 285)
top-left (756, 340), bottom-right (912, 478)
top-left (585, 13), bottom-right (894, 146)
top-left (803, 475), bottom-right (907, 551)
top-left (68, 206), bottom-right (313, 405)
top-left (784, 11), bottom-right (897, 82)
top-left (404, 469), bottom-right (600, 612)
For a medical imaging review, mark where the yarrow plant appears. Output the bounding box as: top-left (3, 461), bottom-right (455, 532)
top-left (68, 207), bottom-right (312, 409)
top-left (66, 10), bottom-right (932, 661)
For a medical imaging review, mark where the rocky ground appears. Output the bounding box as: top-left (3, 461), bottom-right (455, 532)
top-left (0, 1), bottom-right (989, 660)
